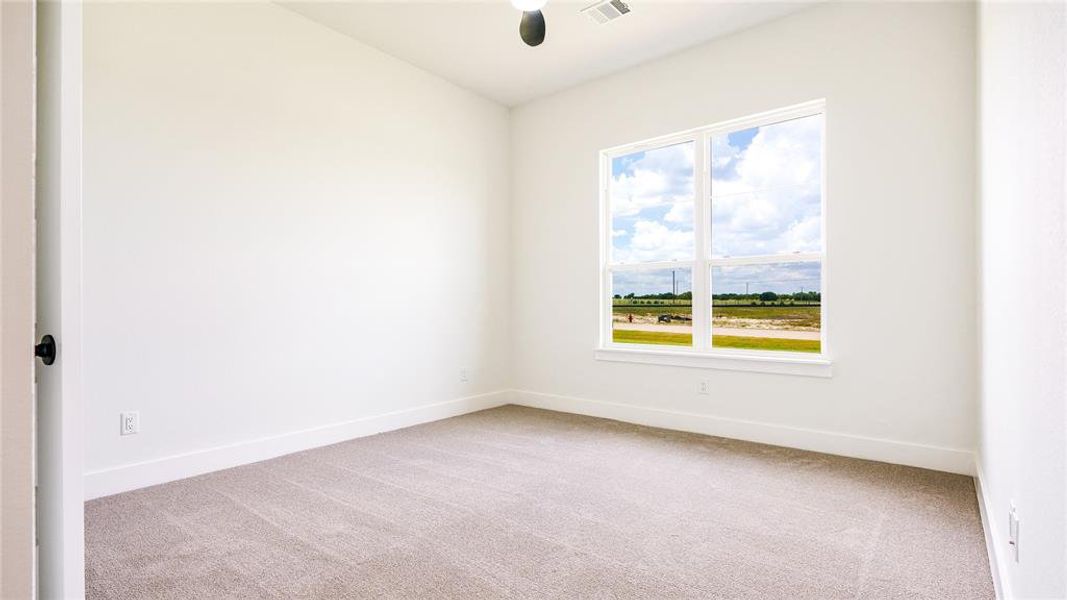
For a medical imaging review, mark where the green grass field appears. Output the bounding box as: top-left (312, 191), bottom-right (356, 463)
top-left (711, 335), bottom-right (820, 353)
top-left (611, 329), bottom-right (821, 353)
top-left (611, 303), bottom-right (821, 353)
top-left (612, 304), bottom-right (819, 323)
top-left (612, 329), bottom-right (692, 346)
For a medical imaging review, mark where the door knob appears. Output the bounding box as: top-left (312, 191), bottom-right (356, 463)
top-left (35, 334), bottom-right (56, 365)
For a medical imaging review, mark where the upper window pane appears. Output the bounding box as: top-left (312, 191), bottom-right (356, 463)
top-left (710, 114), bottom-right (823, 259)
top-left (611, 141), bottom-right (694, 264)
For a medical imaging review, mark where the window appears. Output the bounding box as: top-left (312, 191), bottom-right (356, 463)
top-left (600, 101), bottom-right (827, 372)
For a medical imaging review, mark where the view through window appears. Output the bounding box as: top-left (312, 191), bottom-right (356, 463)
top-left (604, 104), bottom-right (824, 355)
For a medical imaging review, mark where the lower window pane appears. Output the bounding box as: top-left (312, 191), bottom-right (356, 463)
top-left (711, 262), bottom-right (821, 353)
top-left (612, 268), bottom-right (693, 347)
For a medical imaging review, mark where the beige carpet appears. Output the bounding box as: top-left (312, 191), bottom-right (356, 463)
top-left (85, 405), bottom-right (993, 599)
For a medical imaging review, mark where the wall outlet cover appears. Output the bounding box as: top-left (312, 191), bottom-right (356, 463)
top-left (120, 411), bottom-right (140, 436)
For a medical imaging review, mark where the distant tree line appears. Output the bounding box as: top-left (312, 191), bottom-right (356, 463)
top-left (612, 291), bottom-right (819, 302)
top-left (613, 291), bottom-right (693, 300)
top-left (713, 291), bottom-right (821, 303)
top-left (612, 290), bottom-right (820, 306)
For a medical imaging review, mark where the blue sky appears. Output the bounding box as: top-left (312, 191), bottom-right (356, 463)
top-left (711, 126), bottom-right (758, 180)
top-left (610, 115), bottom-right (823, 264)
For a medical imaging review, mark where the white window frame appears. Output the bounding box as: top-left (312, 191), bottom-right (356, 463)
top-left (596, 100), bottom-right (831, 377)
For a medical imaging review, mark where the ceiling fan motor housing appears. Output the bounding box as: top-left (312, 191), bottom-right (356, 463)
top-left (520, 10), bottom-right (546, 47)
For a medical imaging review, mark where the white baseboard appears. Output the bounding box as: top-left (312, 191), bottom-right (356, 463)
top-left (84, 390), bottom-right (511, 500)
top-left (510, 390), bottom-right (976, 475)
top-left (975, 459), bottom-right (1010, 600)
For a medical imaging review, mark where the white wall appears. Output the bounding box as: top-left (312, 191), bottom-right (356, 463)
top-left (977, 2), bottom-right (1066, 598)
top-left (83, 2), bottom-right (511, 494)
top-left (511, 3), bottom-right (978, 473)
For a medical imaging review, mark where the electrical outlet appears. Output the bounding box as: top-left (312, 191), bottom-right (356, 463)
top-left (120, 411), bottom-right (139, 436)
top-left (1008, 503), bottom-right (1020, 562)
top-left (698, 380), bottom-right (710, 395)
top-left (459, 369), bottom-right (470, 383)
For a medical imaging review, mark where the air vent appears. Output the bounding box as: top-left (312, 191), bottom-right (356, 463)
top-left (581, 0), bottom-right (631, 25)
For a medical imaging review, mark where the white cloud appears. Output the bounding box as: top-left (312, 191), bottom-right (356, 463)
top-left (781, 215), bottom-right (822, 254)
top-left (611, 142), bottom-right (694, 218)
top-left (711, 135), bottom-right (742, 172)
top-left (614, 219), bottom-right (693, 263)
top-left (663, 202), bottom-right (692, 224)
top-left (711, 115), bottom-right (823, 257)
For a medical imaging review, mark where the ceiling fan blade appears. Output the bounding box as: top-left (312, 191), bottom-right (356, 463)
top-left (519, 10), bottom-right (546, 47)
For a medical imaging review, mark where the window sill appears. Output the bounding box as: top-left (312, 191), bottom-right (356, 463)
top-left (594, 346), bottom-right (833, 378)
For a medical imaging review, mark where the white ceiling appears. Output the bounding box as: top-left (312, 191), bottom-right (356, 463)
top-left (280, 1), bottom-right (814, 106)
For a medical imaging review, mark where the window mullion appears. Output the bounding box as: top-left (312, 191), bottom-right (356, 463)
top-left (709, 252), bottom-right (823, 267)
top-left (600, 151), bottom-right (612, 348)
top-left (692, 134), bottom-right (710, 352)
top-left (609, 260), bottom-right (696, 271)
top-left (704, 131), bottom-right (714, 352)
